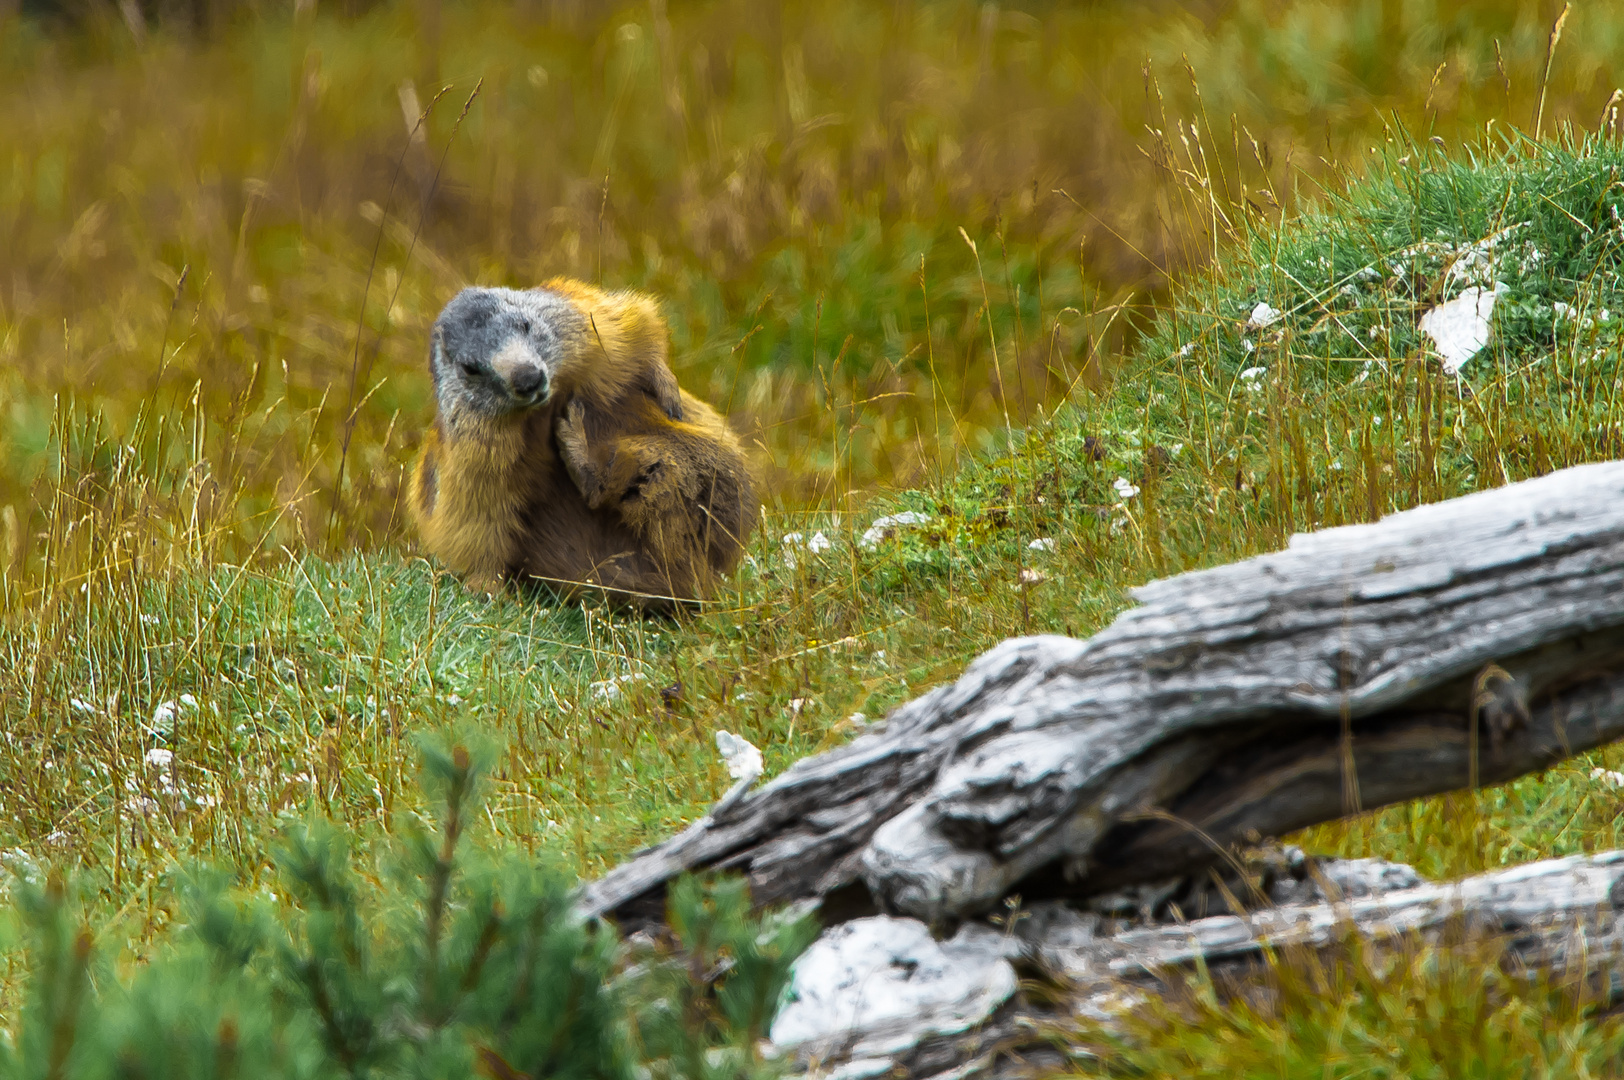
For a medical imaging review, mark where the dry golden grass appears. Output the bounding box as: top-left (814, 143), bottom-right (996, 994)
top-left (4, 0), bottom-right (1622, 563)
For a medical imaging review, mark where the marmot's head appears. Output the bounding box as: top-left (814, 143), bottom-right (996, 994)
top-left (429, 286), bottom-right (588, 427)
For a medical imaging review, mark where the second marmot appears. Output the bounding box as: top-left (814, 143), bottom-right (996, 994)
top-left (408, 278), bottom-right (757, 607)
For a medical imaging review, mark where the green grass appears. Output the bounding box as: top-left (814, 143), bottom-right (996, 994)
top-left (10, 0), bottom-right (1624, 1070)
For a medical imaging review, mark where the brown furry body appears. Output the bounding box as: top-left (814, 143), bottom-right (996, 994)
top-left (409, 278), bottom-right (756, 606)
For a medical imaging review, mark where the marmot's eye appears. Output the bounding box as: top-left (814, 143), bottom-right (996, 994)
top-left (518, 318), bottom-right (532, 335)
top-left (459, 360), bottom-right (481, 378)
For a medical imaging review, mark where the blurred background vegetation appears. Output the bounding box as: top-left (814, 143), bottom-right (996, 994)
top-left (3, 0), bottom-right (1621, 568)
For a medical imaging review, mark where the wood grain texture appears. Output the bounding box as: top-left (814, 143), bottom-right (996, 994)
top-left (580, 461), bottom-right (1624, 929)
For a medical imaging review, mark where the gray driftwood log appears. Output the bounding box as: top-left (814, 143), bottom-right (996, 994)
top-left (582, 460), bottom-right (1624, 930)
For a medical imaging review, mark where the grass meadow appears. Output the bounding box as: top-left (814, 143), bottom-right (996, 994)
top-left (9, 0), bottom-right (1624, 1072)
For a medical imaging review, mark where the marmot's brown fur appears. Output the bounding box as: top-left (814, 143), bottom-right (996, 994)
top-left (408, 278), bottom-right (756, 607)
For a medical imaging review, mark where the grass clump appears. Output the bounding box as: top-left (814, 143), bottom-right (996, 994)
top-left (1068, 935), bottom-right (1624, 1079)
top-left (1148, 130), bottom-right (1624, 488)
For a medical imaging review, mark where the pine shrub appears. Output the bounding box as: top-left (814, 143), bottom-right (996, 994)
top-left (0, 738), bottom-right (815, 1080)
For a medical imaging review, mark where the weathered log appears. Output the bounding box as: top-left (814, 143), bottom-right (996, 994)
top-left (769, 850), bottom-right (1624, 1080)
top-left (580, 460), bottom-right (1624, 929)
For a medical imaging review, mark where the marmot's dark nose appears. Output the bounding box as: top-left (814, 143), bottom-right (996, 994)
top-left (510, 364), bottom-right (547, 398)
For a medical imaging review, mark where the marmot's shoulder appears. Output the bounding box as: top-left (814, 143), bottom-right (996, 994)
top-left (541, 277), bottom-right (664, 340)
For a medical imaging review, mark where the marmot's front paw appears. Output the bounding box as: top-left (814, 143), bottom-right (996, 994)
top-left (556, 398), bottom-right (588, 445)
top-left (556, 399), bottom-right (607, 507)
top-left (649, 367), bottom-right (685, 421)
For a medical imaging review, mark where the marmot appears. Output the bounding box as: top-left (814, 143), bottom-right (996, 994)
top-left (408, 278), bottom-right (757, 607)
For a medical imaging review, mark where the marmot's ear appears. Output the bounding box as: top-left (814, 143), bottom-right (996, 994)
top-left (428, 325), bottom-right (447, 386)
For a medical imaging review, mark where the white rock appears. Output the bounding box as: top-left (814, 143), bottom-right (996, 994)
top-left (769, 916), bottom-right (1018, 1060)
top-left (1239, 365), bottom-right (1267, 383)
top-left (144, 748), bottom-right (173, 769)
top-left (859, 511), bottom-right (931, 550)
top-left (589, 673), bottom-right (645, 702)
top-left (714, 730), bottom-right (763, 783)
top-left (1247, 302), bottom-right (1283, 329)
top-left (1419, 284), bottom-right (1506, 375)
top-left (1027, 537), bottom-right (1056, 552)
top-left (783, 530), bottom-right (833, 567)
top-left (148, 694), bottom-right (198, 733)
top-left (1112, 477), bottom-right (1140, 500)
top-left (1591, 766), bottom-right (1624, 788)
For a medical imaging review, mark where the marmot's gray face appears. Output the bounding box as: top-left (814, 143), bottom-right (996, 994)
top-left (430, 286), bottom-right (586, 423)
